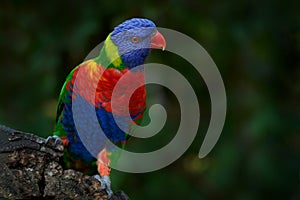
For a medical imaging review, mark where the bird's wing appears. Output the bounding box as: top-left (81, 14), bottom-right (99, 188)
top-left (55, 70), bottom-right (74, 123)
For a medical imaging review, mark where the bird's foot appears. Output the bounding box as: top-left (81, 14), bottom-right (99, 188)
top-left (46, 135), bottom-right (62, 145)
top-left (45, 135), bottom-right (64, 151)
top-left (93, 175), bottom-right (113, 198)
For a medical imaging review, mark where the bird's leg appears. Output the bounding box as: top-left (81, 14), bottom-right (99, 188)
top-left (97, 148), bottom-right (111, 176)
top-left (93, 148), bottom-right (113, 198)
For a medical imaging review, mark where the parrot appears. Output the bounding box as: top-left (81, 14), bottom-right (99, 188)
top-left (46, 18), bottom-right (166, 197)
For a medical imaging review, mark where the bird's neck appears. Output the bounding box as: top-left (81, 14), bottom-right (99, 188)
top-left (94, 35), bottom-right (126, 70)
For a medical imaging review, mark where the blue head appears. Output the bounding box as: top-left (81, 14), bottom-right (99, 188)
top-left (110, 18), bottom-right (166, 69)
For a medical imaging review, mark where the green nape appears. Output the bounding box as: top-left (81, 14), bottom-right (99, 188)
top-left (94, 34), bottom-right (126, 70)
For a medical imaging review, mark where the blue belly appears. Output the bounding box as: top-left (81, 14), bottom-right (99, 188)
top-left (61, 95), bottom-right (130, 162)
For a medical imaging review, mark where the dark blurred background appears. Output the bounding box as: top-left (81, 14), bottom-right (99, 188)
top-left (0, 0), bottom-right (299, 199)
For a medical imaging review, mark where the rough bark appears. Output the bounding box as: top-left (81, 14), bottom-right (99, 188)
top-left (0, 125), bottom-right (130, 200)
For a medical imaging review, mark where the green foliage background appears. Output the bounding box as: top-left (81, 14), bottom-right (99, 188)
top-left (0, 0), bottom-right (299, 199)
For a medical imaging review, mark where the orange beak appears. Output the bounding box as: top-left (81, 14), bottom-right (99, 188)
top-left (150, 31), bottom-right (166, 50)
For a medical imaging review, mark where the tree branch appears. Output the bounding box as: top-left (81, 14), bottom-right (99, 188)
top-left (0, 125), bottom-right (130, 200)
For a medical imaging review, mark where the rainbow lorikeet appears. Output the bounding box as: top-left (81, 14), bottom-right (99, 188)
top-left (47, 18), bottom-right (166, 197)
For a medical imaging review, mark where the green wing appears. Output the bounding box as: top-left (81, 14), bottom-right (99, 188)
top-left (53, 67), bottom-right (78, 137)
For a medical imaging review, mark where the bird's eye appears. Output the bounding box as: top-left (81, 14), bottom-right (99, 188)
top-left (131, 36), bottom-right (140, 43)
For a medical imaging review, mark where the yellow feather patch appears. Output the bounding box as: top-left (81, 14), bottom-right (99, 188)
top-left (105, 34), bottom-right (122, 68)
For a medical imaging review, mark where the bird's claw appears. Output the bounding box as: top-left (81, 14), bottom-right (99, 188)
top-left (45, 135), bottom-right (64, 151)
top-left (93, 175), bottom-right (113, 198)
